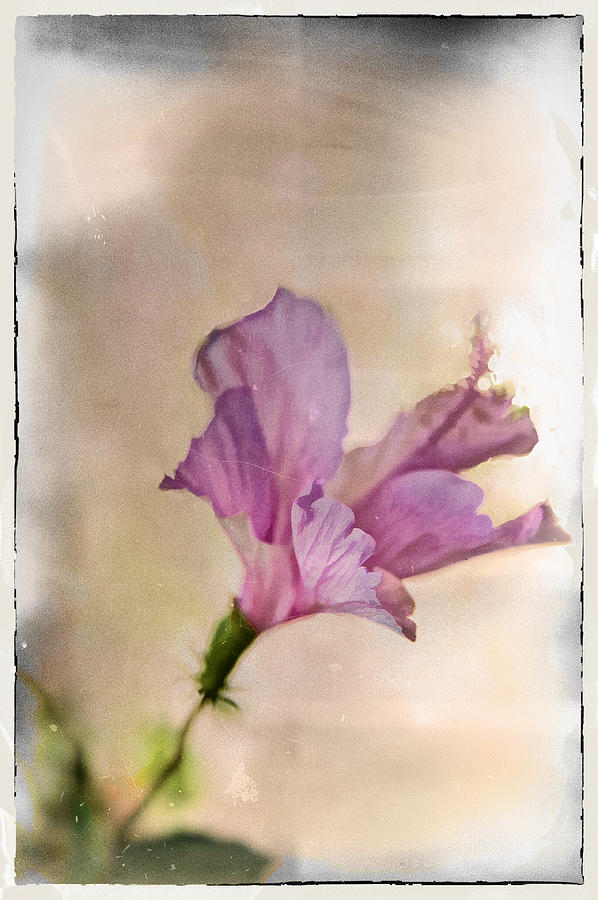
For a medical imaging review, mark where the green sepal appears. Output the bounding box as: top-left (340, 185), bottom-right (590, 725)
top-left (197, 602), bottom-right (257, 704)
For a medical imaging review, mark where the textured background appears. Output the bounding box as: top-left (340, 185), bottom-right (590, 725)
top-left (15, 16), bottom-right (582, 882)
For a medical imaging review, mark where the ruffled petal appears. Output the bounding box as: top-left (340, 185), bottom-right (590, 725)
top-left (160, 387), bottom-right (278, 542)
top-left (353, 469), bottom-right (569, 579)
top-left (330, 322), bottom-right (538, 510)
top-left (291, 486), bottom-right (404, 635)
top-left (220, 487), bottom-right (425, 637)
top-left (193, 288), bottom-right (350, 542)
top-left (291, 484), bottom-right (382, 610)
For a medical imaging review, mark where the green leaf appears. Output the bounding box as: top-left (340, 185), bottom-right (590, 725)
top-left (110, 831), bottom-right (274, 885)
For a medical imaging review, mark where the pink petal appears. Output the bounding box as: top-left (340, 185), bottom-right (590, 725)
top-left (374, 570), bottom-right (417, 642)
top-left (353, 469), bottom-right (570, 579)
top-left (222, 488), bottom-right (418, 637)
top-left (193, 288), bottom-right (350, 543)
top-left (330, 324), bottom-right (538, 510)
top-left (321, 600), bottom-right (406, 636)
top-left (221, 514), bottom-right (302, 632)
top-left (487, 502), bottom-right (571, 550)
top-left (160, 387), bottom-right (277, 542)
top-left (291, 485), bottom-right (382, 610)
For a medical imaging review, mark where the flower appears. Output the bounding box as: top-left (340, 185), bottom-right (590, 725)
top-left (161, 288), bottom-right (569, 642)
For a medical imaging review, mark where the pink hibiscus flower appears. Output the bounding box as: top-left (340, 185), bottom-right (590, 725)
top-left (161, 288), bottom-right (569, 645)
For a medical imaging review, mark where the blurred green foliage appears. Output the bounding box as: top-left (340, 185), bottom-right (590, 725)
top-left (133, 722), bottom-right (201, 807)
top-left (16, 670), bottom-right (274, 885)
top-left (16, 671), bottom-right (110, 883)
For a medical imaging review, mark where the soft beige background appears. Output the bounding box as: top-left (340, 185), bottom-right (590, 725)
top-left (13, 13), bottom-right (583, 886)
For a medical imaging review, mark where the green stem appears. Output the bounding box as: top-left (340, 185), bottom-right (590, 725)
top-left (115, 697), bottom-right (206, 844)
top-left (115, 602), bottom-right (257, 846)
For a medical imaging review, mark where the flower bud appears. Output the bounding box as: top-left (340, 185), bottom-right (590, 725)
top-left (197, 602), bottom-right (257, 704)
